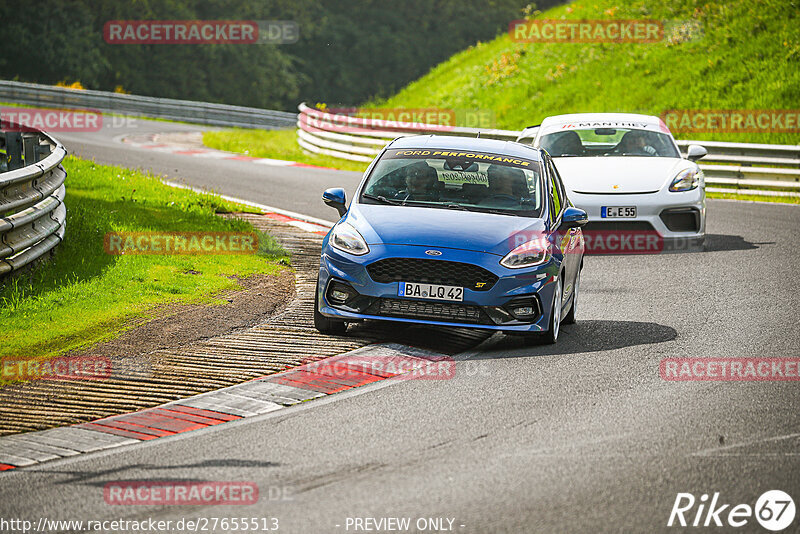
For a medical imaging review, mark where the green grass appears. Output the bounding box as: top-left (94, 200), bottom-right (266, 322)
top-left (707, 191), bottom-right (800, 204)
top-left (0, 156), bottom-right (289, 364)
top-left (373, 0), bottom-right (800, 145)
top-left (202, 128), bottom-right (370, 172)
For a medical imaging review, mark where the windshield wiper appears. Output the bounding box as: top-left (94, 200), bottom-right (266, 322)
top-left (362, 193), bottom-right (403, 205)
top-left (438, 203), bottom-right (525, 216)
top-left (472, 207), bottom-right (525, 217)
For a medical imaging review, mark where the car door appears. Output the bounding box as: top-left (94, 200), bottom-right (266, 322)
top-left (546, 155), bottom-right (579, 304)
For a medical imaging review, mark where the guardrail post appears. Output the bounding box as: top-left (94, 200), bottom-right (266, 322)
top-left (23, 134), bottom-right (38, 165)
top-left (35, 142), bottom-right (51, 162)
top-left (5, 132), bottom-right (23, 170)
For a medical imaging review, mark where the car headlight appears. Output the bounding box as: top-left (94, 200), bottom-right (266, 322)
top-left (669, 168), bottom-right (703, 192)
top-left (500, 236), bottom-right (551, 269)
top-left (330, 222), bottom-right (369, 256)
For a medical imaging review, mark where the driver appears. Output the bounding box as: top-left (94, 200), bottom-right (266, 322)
top-left (546, 131), bottom-right (584, 157)
top-left (487, 165), bottom-right (526, 200)
top-left (397, 161), bottom-right (439, 201)
top-left (617, 131), bottom-right (657, 156)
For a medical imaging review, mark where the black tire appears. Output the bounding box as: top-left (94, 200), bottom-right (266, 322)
top-left (541, 278), bottom-right (562, 344)
top-left (562, 269), bottom-right (580, 325)
top-left (314, 281), bottom-right (347, 335)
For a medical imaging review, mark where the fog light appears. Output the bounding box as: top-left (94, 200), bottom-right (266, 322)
top-left (330, 289), bottom-right (351, 303)
top-left (511, 306), bottom-right (536, 317)
top-left (504, 296), bottom-right (541, 322)
top-left (327, 281), bottom-right (358, 306)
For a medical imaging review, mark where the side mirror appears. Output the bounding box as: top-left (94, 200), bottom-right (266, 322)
top-left (686, 144), bottom-right (707, 162)
top-left (561, 206), bottom-right (588, 229)
top-left (323, 188), bottom-right (347, 217)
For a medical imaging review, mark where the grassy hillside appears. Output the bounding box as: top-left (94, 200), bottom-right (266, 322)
top-left (375, 0), bottom-right (800, 144)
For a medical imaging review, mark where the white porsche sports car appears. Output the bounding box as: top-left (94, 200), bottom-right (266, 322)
top-left (517, 113), bottom-right (707, 250)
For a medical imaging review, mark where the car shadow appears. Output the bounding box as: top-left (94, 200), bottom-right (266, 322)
top-left (49, 459), bottom-right (280, 486)
top-left (702, 233), bottom-right (771, 252)
top-left (661, 233), bottom-right (768, 254)
top-left (469, 319), bottom-right (677, 358)
top-left (585, 233), bottom-right (768, 256)
top-left (348, 320), bottom-right (493, 355)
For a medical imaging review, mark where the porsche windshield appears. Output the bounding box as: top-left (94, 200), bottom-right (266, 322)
top-left (361, 149), bottom-right (543, 217)
top-left (540, 128), bottom-right (680, 158)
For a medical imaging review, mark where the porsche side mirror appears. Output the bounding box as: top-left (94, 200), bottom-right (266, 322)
top-left (686, 144), bottom-right (707, 162)
top-left (323, 188), bottom-right (347, 217)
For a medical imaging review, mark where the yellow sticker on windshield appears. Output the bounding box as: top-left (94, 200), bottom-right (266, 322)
top-left (439, 170), bottom-right (488, 185)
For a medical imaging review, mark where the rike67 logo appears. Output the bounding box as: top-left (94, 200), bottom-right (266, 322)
top-left (668, 490), bottom-right (795, 531)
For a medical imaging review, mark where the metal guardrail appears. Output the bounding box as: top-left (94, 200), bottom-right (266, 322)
top-left (296, 103), bottom-right (520, 162)
top-left (674, 139), bottom-right (800, 196)
top-left (0, 124), bottom-right (67, 277)
top-left (0, 80), bottom-right (297, 130)
top-left (297, 103), bottom-right (800, 197)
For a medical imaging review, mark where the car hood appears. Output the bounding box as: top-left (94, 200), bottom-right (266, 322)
top-left (553, 157), bottom-right (692, 194)
top-left (347, 204), bottom-right (546, 256)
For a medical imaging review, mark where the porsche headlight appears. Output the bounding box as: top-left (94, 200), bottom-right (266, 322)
top-left (330, 222), bottom-right (369, 256)
top-left (500, 237), bottom-right (551, 269)
top-left (669, 168), bottom-right (702, 192)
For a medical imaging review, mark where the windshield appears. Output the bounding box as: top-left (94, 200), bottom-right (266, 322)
top-left (540, 128), bottom-right (680, 158)
top-left (361, 148), bottom-right (543, 217)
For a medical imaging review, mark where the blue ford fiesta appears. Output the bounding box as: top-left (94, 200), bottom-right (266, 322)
top-left (315, 135), bottom-right (588, 343)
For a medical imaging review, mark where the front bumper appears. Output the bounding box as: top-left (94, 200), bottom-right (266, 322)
top-left (570, 188), bottom-right (706, 245)
top-left (317, 244), bottom-right (563, 333)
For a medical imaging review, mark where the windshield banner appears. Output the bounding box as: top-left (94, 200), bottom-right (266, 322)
top-left (383, 149), bottom-right (535, 168)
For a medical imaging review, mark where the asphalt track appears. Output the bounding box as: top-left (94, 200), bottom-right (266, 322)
top-left (55, 118), bottom-right (361, 222)
top-left (1, 117), bottom-right (798, 533)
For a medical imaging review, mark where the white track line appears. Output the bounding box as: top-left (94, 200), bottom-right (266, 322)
top-left (692, 431), bottom-right (800, 456)
top-left (163, 179), bottom-right (336, 228)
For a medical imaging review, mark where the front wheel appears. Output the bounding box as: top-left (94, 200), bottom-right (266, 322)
top-left (541, 279), bottom-right (562, 344)
top-left (562, 269), bottom-right (580, 325)
top-left (314, 281), bottom-right (347, 335)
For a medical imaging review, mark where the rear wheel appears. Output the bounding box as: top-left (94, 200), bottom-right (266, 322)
top-left (562, 269), bottom-right (580, 325)
top-left (314, 281), bottom-right (347, 335)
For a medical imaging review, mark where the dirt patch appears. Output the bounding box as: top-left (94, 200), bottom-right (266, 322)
top-left (69, 269), bottom-right (294, 362)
